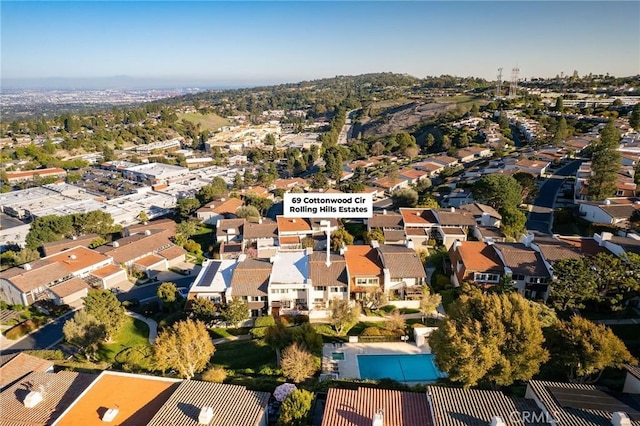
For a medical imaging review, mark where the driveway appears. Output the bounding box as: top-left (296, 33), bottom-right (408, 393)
top-left (525, 160), bottom-right (582, 234)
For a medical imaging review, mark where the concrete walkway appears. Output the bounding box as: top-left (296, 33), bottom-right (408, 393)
top-left (125, 311), bottom-right (158, 344)
top-left (212, 334), bottom-right (251, 346)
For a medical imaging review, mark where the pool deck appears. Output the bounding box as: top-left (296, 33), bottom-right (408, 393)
top-left (322, 342), bottom-right (432, 380)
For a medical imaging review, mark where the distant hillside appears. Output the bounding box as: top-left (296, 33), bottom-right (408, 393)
top-left (177, 112), bottom-right (230, 131)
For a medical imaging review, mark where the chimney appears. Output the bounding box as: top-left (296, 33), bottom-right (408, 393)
top-left (258, 218), bottom-right (263, 224)
top-left (490, 417), bottom-right (506, 426)
top-left (72, 235), bottom-right (77, 240)
top-left (198, 407), bottom-right (214, 425)
top-left (291, 219), bottom-right (296, 223)
top-left (372, 409), bottom-right (384, 426)
top-left (340, 246), bottom-right (348, 255)
top-left (611, 412), bottom-right (631, 426)
top-left (23, 390), bottom-right (43, 408)
top-left (370, 240), bottom-right (379, 249)
top-left (101, 407), bottom-right (119, 422)
top-left (406, 240), bottom-right (414, 249)
top-left (453, 239), bottom-right (462, 250)
top-left (69, 254), bottom-right (77, 260)
top-left (112, 241), bottom-right (120, 248)
top-left (144, 229), bottom-right (152, 236)
top-left (238, 254), bottom-right (247, 262)
top-left (22, 263), bottom-right (32, 271)
top-left (450, 206), bottom-right (455, 212)
top-left (383, 209), bottom-right (387, 215)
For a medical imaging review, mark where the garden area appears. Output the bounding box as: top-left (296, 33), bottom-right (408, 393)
top-left (1, 301), bottom-right (71, 340)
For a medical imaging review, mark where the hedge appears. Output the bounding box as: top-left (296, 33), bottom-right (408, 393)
top-left (4, 318), bottom-right (47, 340)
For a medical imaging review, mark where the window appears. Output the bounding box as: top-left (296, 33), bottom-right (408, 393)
top-left (270, 289), bottom-right (288, 294)
top-left (316, 286), bottom-right (327, 291)
top-left (356, 278), bottom-right (379, 286)
top-left (513, 274), bottom-right (525, 281)
top-left (313, 298), bottom-right (324, 303)
top-left (474, 273), bottom-right (500, 283)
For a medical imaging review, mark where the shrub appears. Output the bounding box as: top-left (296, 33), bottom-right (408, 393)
top-left (250, 327), bottom-right (268, 339)
top-left (258, 365), bottom-right (281, 376)
top-left (25, 349), bottom-right (65, 360)
top-left (361, 327), bottom-right (382, 336)
top-left (4, 318), bottom-right (46, 340)
top-left (201, 366), bottom-right (227, 383)
top-left (310, 324), bottom-right (336, 337)
top-left (293, 314), bottom-right (309, 325)
top-left (122, 299), bottom-right (140, 309)
top-left (254, 316), bottom-right (276, 328)
top-left (379, 305), bottom-right (397, 314)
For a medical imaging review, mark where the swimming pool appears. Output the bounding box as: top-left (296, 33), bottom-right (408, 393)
top-left (357, 354), bottom-right (446, 383)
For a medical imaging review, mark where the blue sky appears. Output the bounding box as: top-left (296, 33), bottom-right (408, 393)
top-left (2, 1), bottom-right (639, 86)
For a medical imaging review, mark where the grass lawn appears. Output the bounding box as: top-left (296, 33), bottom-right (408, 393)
top-left (97, 317), bottom-right (150, 363)
top-left (191, 224), bottom-right (215, 256)
top-left (209, 327), bottom-right (251, 340)
top-left (433, 95), bottom-right (478, 104)
top-left (177, 112), bottom-right (230, 132)
top-left (211, 339), bottom-right (275, 371)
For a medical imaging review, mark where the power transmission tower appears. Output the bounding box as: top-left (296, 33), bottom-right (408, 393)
top-left (509, 67), bottom-right (520, 99)
top-left (496, 68), bottom-right (503, 98)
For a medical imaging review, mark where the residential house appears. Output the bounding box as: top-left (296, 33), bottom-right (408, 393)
top-left (578, 198), bottom-right (640, 226)
top-left (321, 387), bottom-right (432, 426)
top-left (370, 176), bottom-right (408, 194)
top-left (343, 244), bottom-right (385, 301)
top-left (0, 371), bottom-right (97, 426)
top-left (267, 250), bottom-right (310, 315)
top-left (429, 155), bottom-right (459, 168)
top-left (623, 365), bottom-right (640, 394)
top-left (427, 386), bottom-right (544, 426)
top-left (308, 252), bottom-right (349, 314)
top-left (400, 208), bottom-right (438, 248)
top-left (472, 226), bottom-right (507, 243)
top-left (41, 234), bottom-right (100, 256)
top-left (432, 208), bottom-right (477, 249)
top-left (216, 218), bottom-right (245, 244)
top-left (459, 203), bottom-right (502, 227)
top-left (399, 168), bottom-right (430, 185)
top-left (525, 380), bottom-right (640, 426)
top-left (0, 353), bottom-right (54, 391)
top-left (367, 211), bottom-right (405, 244)
top-left (272, 177), bottom-right (309, 192)
top-left (414, 161), bottom-right (445, 177)
top-left (505, 159), bottom-right (550, 177)
top-left (449, 241), bottom-right (504, 288)
top-left (52, 371), bottom-right (181, 426)
top-left (276, 217), bottom-right (313, 249)
top-left (0, 246), bottom-right (119, 306)
top-left (229, 257), bottom-right (271, 317)
top-left (196, 198), bottom-right (243, 225)
top-left (441, 189), bottom-right (474, 208)
top-left (456, 148), bottom-right (478, 163)
top-left (593, 232), bottom-right (640, 256)
top-left (493, 243), bottom-right (551, 300)
top-left (377, 244), bottom-right (427, 298)
top-left (146, 381), bottom-right (270, 426)
top-left (187, 258), bottom-right (237, 304)
top-left (242, 218), bottom-right (278, 258)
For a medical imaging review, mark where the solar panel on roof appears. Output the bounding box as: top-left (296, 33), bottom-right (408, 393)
top-left (547, 387), bottom-right (640, 420)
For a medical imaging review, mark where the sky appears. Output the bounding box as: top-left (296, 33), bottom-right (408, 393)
top-left (1, 1), bottom-right (639, 88)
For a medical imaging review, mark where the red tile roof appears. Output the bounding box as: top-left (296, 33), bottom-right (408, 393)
top-left (321, 387), bottom-right (432, 426)
top-left (0, 353), bottom-right (53, 390)
top-left (277, 216), bottom-right (311, 233)
top-left (344, 245), bottom-right (383, 276)
top-left (45, 247), bottom-right (110, 274)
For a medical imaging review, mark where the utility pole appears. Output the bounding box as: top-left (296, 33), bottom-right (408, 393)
top-left (496, 68), bottom-right (503, 98)
top-left (509, 67), bottom-right (520, 99)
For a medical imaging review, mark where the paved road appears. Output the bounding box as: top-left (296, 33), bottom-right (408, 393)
top-left (1, 310), bottom-right (75, 355)
top-left (525, 160), bottom-right (582, 234)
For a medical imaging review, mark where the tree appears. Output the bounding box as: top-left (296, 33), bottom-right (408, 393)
top-left (498, 111), bottom-right (509, 130)
top-left (63, 311), bottom-right (106, 360)
top-left (546, 316), bottom-right (635, 383)
top-left (265, 321), bottom-right (291, 365)
top-left (277, 389), bottom-right (314, 426)
top-left (158, 282), bottom-right (178, 305)
top-left (384, 310), bottom-right (406, 334)
top-left (177, 198), bottom-right (201, 220)
top-left (552, 117), bottom-right (569, 145)
top-left (154, 319), bottom-right (215, 379)
top-left (363, 229), bottom-right (385, 244)
top-left (328, 299), bottom-right (360, 335)
top-left (83, 290), bottom-right (126, 342)
top-left (176, 220), bottom-right (199, 240)
top-left (555, 96), bottom-right (564, 113)
top-left (196, 177), bottom-right (228, 205)
top-left (391, 187), bottom-right (418, 208)
top-left (419, 286), bottom-right (442, 317)
top-left (188, 297), bottom-right (218, 322)
top-left (221, 298), bottom-right (249, 328)
top-left (472, 175), bottom-right (522, 211)
top-left (630, 103), bottom-right (640, 131)
top-left (330, 228), bottom-right (354, 251)
top-left (430, 292), bottom-right (548, 388)
top-left (512, 172), bottom-right (539, 203)
top-left (235, 205), bottom-right (260, 220)
top-left (589, 120), bottom-right (621, 200)
top-left (471, 103), bottom-right (480, 117)
top-left (280, 343), bottom-right (317, 383)
top-left (500, 207), bottom-right (527, 240)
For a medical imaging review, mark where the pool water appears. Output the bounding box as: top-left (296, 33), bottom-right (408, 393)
top-left (357, 354), bottom-right (446, 382)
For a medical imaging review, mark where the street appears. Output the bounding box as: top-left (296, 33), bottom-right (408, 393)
top-left (525, 159), bottom-right (582, 234)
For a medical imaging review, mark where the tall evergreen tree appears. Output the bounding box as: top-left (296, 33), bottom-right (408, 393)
top-left (588, 120), bottom-right (621, 200)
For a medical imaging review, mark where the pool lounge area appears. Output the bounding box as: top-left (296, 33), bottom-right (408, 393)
top-left (321, 342), bottom-right (446, 384)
